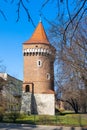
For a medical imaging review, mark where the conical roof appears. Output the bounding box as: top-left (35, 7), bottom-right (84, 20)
top-left (24, 21), bottom-right (50, 44)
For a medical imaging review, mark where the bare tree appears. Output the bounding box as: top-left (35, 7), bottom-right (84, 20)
top-left (49, 15), bottom-right (87, 113)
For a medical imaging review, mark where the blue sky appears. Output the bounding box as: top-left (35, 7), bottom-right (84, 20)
top-left (0, 0), bottom-right (57, 80)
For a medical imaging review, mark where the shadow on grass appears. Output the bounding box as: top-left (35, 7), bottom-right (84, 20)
top-left (53, 127), bottom-right (63, 130)
top-left (71, 127), bottom-right (75, 130)
top-left (70, 127), bottom-right (87, 130)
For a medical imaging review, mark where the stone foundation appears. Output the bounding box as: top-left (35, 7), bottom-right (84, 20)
top-left (21, 93), bottom-right (55, 115)
top-left (34, 94), bottom-right (55, 115)
top-left (21, 92), bottom-right (31, 114)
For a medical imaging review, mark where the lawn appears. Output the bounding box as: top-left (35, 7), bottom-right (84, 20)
top-left (15, 114), bottom-right (87, 127)
top-left (2, 111), bottom-right (87, 127)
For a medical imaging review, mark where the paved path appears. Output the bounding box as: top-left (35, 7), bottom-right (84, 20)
top-left (0, 123), bottom-right (87, 130)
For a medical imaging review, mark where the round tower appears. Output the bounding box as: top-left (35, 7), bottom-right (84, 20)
top-left (21, 21), bottom-right (56, 115)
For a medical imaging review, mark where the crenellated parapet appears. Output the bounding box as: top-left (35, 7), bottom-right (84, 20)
top-left (23, 48), bottom-right (53, 56)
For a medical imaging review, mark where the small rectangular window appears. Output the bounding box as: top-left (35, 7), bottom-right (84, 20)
top-left (39, 61), bottom-right (40, 65)
top-left (37, 60), bottom-right (42, 67)
top-left (47, 73), bottom-right (50, 80)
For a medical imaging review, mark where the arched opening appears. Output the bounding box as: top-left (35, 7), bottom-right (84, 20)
top-left (25, 85), bottom-right (30, 92)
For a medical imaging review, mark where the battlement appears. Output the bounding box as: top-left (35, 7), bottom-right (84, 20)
top-left (23, 48), bottom-right (52, 56)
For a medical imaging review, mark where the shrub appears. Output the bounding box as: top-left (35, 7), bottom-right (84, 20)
top-left (18, 113), bottom-right (27, 119)
top-left (7, 112), bottom-right (20, 123)
top-left (0, 107), bottom-right (4, 122)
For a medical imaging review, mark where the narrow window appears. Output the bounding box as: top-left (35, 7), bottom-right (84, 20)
top-left (25, 85), bottom-right (30, 92)
top-left (37, 60), bottom-right (42, 67)
top-left (39, 61), bottom-right (40, 65)
top-left (46, 73), bottom-right (50, 80)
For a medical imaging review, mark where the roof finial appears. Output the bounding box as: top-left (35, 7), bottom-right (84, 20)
top-left (39, 13), bottom-right (42, 22)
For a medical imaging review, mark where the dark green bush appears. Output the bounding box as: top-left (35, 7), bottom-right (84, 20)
top-left (7, 112), bottom-right (20, 122)
top-left (0, 107), bottom-right (4, 122)
top-left (18, 113), bottom-right (27, 119)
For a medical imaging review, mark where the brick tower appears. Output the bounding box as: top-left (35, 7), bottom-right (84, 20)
top-left (21, 21), bottom-right (56, 115)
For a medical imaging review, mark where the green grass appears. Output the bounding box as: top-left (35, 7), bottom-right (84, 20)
top-left (3, 113), bottom-right (87, 127)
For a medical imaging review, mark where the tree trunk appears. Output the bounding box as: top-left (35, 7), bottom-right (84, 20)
top-left (66, 98), bottom-right (79, 113)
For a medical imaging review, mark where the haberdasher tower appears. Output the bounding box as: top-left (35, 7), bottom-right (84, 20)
top-left (21, 21), bottom-right (56, 115)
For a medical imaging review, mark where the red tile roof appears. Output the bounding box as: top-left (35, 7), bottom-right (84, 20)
top-left (24, 22), bottom-right (50, 44)
top-left (42, 90), bottom-right (55, 94)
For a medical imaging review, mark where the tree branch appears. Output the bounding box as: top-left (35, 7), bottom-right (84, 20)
top-left (16, 0), bottom-right (35, 27)
top-left (63, 0), bottom-right (87, 43)
top-left (0, 9), bottom-right (7, 21)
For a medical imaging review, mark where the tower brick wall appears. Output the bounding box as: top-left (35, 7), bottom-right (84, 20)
top-left (23, 43), bottom-right (55, 94)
